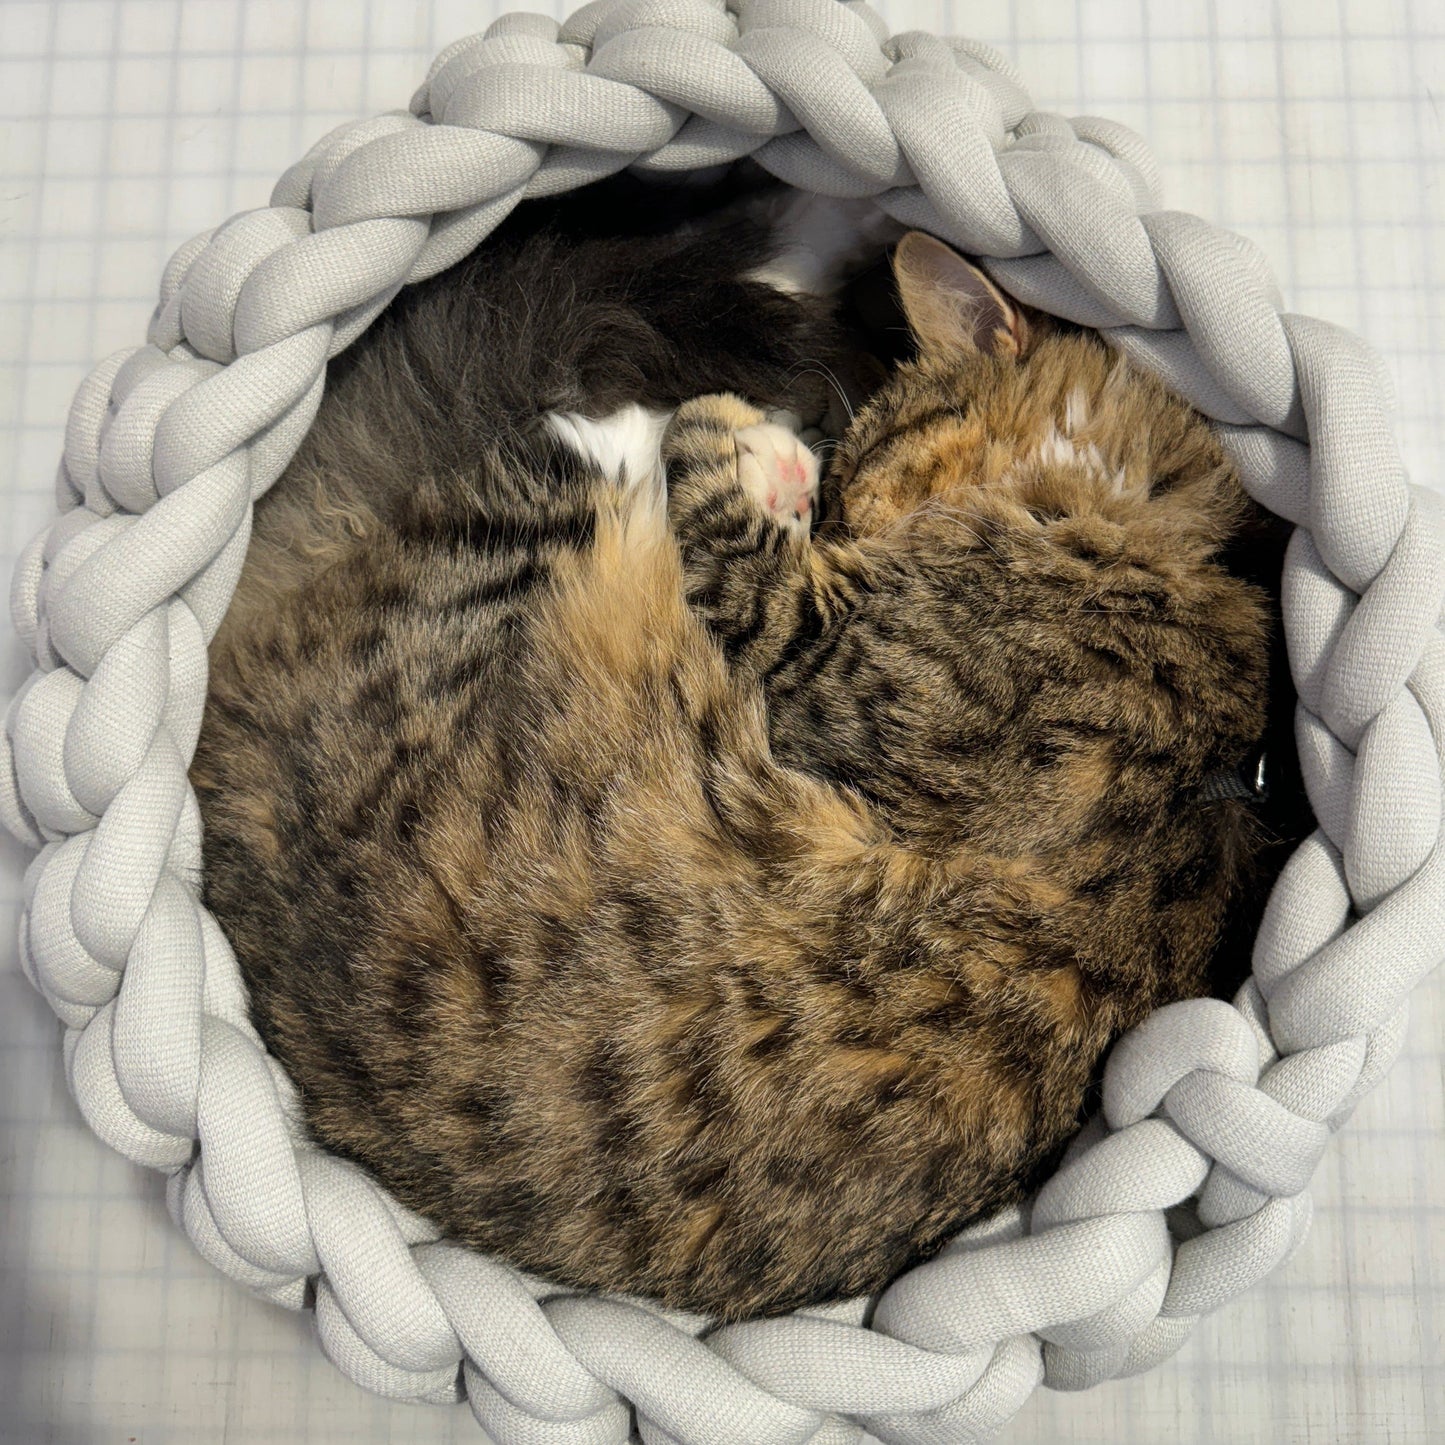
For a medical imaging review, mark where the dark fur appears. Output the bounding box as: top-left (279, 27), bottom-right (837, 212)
top-left (192, 181), bottom-right (1297, 1320)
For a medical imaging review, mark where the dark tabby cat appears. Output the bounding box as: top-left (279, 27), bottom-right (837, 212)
top-left (193, 181), bottom-right (1285, 1321)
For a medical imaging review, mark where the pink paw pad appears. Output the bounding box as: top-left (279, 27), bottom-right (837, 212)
top-left (733, 423), bottom-right (820, 537)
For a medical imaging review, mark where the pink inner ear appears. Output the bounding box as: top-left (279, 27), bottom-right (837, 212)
top-left (987, 298), bottom-right (1028, 359)
top-left (943, 261), bottom-right (1024, 358)
top-left (963, 298), bottom-right (1013, 357)
top-left (894, 232), bottom-right (1025, 359)
top-left (936, 265), bottom-right (1025, 359)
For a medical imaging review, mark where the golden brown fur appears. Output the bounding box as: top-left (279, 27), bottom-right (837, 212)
top-left (193, 213), bottom-right (1279, 1320)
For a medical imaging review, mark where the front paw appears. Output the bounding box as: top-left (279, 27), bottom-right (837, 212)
top-left (663, 394), bottom-right (766, 462)
top-left (733, 423), bottom-right (819, 536)
top-left (664, 395), bottom-right (819, 539)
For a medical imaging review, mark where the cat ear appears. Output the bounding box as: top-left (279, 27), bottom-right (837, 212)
top-left (892, 232), bottom-right (1028, 361)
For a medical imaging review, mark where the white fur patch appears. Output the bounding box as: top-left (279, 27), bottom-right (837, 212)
top-left (743, 256), bottom-right (819, 298)
top-left (1037, 388), bottom-right (1128, 493)
top-left (743, 191), bottom-right (904, 298)
top-left (1037, 423), bottom-right (1109, 477)
top-left (1064, 385), bottom-right (1089, 436)
top-left (545, 404), bottom-right (672, 495)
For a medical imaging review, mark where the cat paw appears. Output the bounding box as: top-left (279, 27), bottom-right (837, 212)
top-left (664, 397), bottom-right (817, 537)
top-left (733, 423), bottom-right (819, 536)
top-left (663, 393), bottom-right (765, 465)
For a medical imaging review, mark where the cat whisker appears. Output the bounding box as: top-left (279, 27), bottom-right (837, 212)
top-left (787, 358), bottom-right (855, 425)
top-left (905, 497), bottom-right (1010, 560)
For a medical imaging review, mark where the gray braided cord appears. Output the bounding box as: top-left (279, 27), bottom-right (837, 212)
top-left (4, 1), bottom-right (1443, 1440)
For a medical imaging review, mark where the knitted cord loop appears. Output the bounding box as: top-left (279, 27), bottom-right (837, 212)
top-left (5, 2), bottom-right (1441, 1439)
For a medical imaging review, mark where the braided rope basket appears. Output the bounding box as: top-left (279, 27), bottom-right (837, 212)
top-left (5, 1), bottom-right (1444, 1439)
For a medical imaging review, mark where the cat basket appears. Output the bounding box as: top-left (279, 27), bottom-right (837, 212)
top-left (5, 1), bottom-right (1443, 1440)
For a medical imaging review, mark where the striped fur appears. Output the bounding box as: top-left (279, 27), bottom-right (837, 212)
top-left (192, 191), bottom-right (1295, 1320)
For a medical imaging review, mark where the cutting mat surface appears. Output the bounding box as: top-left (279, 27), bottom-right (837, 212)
top-left (1, 3), bottom-right (1441, 1441)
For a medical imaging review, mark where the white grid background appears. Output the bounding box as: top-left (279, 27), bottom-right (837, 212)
top-left (1, 3), bottom-right (1441, 1442)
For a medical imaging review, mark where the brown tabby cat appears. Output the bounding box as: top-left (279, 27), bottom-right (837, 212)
top-left (193, 189), bottom-right (1275, 1322)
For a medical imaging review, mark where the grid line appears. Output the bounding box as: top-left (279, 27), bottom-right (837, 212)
top-left (0, 3), bottom-right (1440, 1443)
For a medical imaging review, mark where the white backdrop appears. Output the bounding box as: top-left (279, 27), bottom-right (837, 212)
top-left (1, 2), bottom-right (1441, 1442)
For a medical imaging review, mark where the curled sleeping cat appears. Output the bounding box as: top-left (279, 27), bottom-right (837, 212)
top-left (193, 185), bottom-right (1276, 1321)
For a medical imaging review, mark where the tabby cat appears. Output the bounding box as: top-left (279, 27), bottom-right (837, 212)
top-left (193, 182), bottom-right (1286, 1321)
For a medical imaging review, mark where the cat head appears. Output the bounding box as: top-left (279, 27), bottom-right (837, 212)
top-left (818, 232), bottom-right (1273, 842)
top-left (827, 232), bottom-right (1232, 547)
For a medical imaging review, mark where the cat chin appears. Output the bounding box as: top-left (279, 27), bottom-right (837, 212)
top-left (545, 403), bottom-right (673, 499)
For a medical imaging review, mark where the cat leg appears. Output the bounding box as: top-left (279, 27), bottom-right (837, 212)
top-left (663, 394), bottom-right (871, 670)
top-left (666, 394), bottom-right (817, 537)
